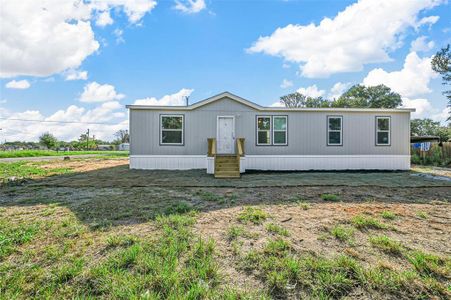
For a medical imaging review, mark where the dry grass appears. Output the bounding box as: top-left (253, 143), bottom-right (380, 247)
top-left (0, 157), bottom-right (450, 299)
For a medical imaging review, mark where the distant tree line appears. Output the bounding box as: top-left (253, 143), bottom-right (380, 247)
top-left (279, 84), bottom-right (402, 109)
top-left (2, 130), bottom-right (129, 151)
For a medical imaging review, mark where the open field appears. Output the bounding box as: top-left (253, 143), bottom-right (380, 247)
top-left (0, 150), bottom-right (128, 159)
top-left (1, 157), bottom-right (450, 299)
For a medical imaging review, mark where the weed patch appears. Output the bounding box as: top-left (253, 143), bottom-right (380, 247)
top-left (237, 207), bottom-right (269, 225)
top-left (265, 223), bottom-right (289, 237)
top-left (351, 214), bottom-right (387, 230)
top-left (320, 193), bottom-right (340, 202)
top-left (369, 235), bottom-right (403, 255)
top-left (381, 211), bottom-right (396, 220)
top-left (330, 225), bottom-right (355, 242)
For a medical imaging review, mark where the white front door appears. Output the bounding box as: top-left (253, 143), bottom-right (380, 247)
top-left (217, 116), bottom-right (235, 154)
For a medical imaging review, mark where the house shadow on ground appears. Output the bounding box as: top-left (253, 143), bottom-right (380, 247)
top-left (1, 164), bottom-right (450, 230)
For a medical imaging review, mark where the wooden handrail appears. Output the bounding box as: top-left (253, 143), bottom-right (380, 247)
top-left (236, 138), bottom-right (245, 157)
top-left (207, 138), bottom-right (216, 157)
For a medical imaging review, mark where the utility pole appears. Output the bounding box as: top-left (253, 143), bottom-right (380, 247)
top-left (86, 129), bottom-right (90, 151)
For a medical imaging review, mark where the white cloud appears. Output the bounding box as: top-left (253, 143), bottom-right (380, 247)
top-left (0, 101), bottom-right (128, 141)
top-left (410, 36), bottom-right (435, 52)
top-left (247, 0), bottom-right (443, 78)
top-left (174, 0), bottom-right (206, 14)
top-left (65, 69), bottom-right (88, 81)
top-left (134, 88), bottom-right (194, 106)
top-left (270, 101), bottom-right (285, 107)
top-left (0, 101), bottom-right (127, 141)
top-left (328, 82), bottom-right (351, 100)
top-left (363, 52), bottom-right (438, 98)
top-left (113, 29), bottom-right (125, 44)
top-left (416, 15), bottom-right (440, 28)
top-left (80, 82), bottom-right (125, 103)
top-left (296, 84), bottom-right (325, 98)
top-left (280, 79), bottom-right (293, 89)
top-left (0, 0), bottom-right (156, 78)
top-left (90, 0), bottom-right (157, 24)
top-left (402, 97), bottom-right (449, 123)
top-left (5, 80), bottom-right (31, 89)
top-left (96, 11), bottom-right (114, 27)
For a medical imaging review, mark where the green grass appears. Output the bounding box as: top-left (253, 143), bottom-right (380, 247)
top-left (163, 201), bottom-right (195, 215)
top-left (265, 223), bottom-right (289, 237)
top-left (0, 211), bottom-right (251, 299)
top-left (0, 150), bottom-right (128, 158)
top-left (351, 214), bottom-right (388, 230)
top-left (381, 211), bottom-right (397, 220)
top-left (0, 220), bottom-right (40, 259)
top-left (416, 211), bottom-right (429, 219)
top-left (237, 207), bottom-right (269, 225)
top-left (330, 225), bottom-right (355, 242)
top-left (369, 235), bottom-right (403, 255)
top-left (406, 250), bottom-right (450, 278)
top-left (0, 161), bottom-right (72, 182)
top-left (320, 193), bottom-right (340, 201)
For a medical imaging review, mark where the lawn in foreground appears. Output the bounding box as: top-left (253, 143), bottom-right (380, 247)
top-left (0, 158), bottom-right (450, 299)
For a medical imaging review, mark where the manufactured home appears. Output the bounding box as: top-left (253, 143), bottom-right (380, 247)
top-left (126, 92), bottom-right (414, 178)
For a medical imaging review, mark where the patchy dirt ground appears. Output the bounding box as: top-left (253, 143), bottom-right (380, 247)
top-left (1, 158), bottom-right (450, 298)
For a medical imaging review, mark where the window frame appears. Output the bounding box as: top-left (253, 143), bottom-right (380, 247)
top-left (375, 116), bottom-right (391, 146)
top-left (256, 115), bottom-right (272, 146)
top-left (272, 115), bottom-right (288, 146)
top-left (327, 115), bottom-right (343, 146)
top-left (160, 114), bottom-right (184, 146)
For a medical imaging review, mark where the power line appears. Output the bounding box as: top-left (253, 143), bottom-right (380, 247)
top-left (0, 117), bottom-right (121, 125)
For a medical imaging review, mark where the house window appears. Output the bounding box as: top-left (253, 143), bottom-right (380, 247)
top-left (273, 116), bottom-right (287, 145)
top-left (160, 115), bottom-right (184, 145)
top-left (257, 116), bottom-right (271, 145)
top-left (327, 116), bottom-right (342, 146)
top-left (376, 116), bottom-right (390, 145)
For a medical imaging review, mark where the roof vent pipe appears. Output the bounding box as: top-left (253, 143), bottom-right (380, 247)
top-left (184, 96), bottom-right (189, 106)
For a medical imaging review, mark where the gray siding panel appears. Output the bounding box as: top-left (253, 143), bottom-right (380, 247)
top-left (130, 97), bottom-right (410, 156)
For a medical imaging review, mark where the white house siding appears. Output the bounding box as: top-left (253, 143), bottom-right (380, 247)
top-left (128, 96), bottom-right (412, 171)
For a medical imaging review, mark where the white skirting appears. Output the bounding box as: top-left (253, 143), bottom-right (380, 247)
top-left (130, 155), bottom-right (410, 171)
top-left (244, 155), bottom-right (410, 171)
top-left (130, 155), bottom-right (206, 170)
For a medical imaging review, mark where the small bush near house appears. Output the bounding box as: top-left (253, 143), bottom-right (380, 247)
top-left (321, 193), bottom-right (340, 201)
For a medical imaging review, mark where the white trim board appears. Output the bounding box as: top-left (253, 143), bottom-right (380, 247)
top-left (244, 155), bottom-right (410, 171)
top-left (130, 155), bottom-right (410, 171)
top-left (130, 155), bottom-right (206, 170)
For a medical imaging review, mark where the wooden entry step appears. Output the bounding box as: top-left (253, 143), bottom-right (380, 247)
top-left (214, 155), bottom-right (240, 178)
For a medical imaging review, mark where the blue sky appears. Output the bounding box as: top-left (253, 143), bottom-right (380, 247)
top-left (0, 0), bottom-right (450, 141)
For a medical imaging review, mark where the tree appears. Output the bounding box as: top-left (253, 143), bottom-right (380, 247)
top-left (279, 92), bottom-right (331, 108)
top-left (431, 44), bottom-right (451, 120)
top-left (411, 119), bottom-right (451, 141)
top-left (114, 129), bottom-right (129, 144)
top-left (39, 132), bottom-right (58, 149)
top-left (333, 84), bottom-right (402, 108)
